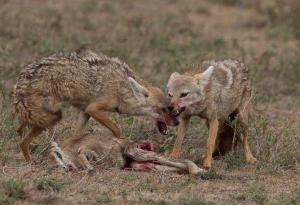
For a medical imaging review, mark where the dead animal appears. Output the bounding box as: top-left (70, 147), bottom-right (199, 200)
top-left (50, 129), bottom-right (205, 175)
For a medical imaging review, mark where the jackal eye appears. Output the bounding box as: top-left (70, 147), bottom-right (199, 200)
top-left (180, 92), bottom-right (189, 98)
top-left (168, 93), bottom-right (173, 98)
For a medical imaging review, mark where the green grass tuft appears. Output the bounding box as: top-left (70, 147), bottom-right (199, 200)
top-left (179, 196), bottom-right (216, 205)
top-left (36, 176), bottom-right (65, 192)
top-left (276, 186), bottom-right (300, 205)
top-left (96, 192), bottom-right (111, 204)
top-left (224, 152), bottom-right (245, 171)
top-left (0, 179), bottom-right (26, 204)
top-left (122, 173), bottom-right (139, 182)
top-left (197, 168), bottom-right (224, 180)
top-left (141, 198), bottom-right (170, 205)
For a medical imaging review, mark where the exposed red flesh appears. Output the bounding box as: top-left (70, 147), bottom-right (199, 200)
top-left (123, 142), bottom-right (156, 171)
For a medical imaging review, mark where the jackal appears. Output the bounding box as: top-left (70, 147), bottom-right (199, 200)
top-left (167, 59), bottom-right (257, 169)
top-left (12, 48), bottom-right (176, 161)
top-left (50, 129), bottom-right (205, 175)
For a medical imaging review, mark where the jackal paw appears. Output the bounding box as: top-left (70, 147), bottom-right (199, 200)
top-left (203, 158), bottom-right (212, 170)
top-left (246, 156), bottom-right (258, 164)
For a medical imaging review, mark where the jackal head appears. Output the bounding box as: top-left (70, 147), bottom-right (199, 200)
top-left (128, 77), bottom-right (179, 135)
top-left (167, 66), bottom-right (214, 117)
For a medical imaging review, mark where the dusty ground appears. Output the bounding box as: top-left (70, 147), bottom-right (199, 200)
top-left (0, 0), bottom-right (299, 204)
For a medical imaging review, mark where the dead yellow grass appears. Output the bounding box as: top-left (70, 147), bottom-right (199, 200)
top-left (0, 0), bottom-right (299, 204)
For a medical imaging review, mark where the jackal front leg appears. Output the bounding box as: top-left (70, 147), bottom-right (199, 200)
top-left (238, 89), bottom-right (258, 164)
top-left (203, 117), bottom-right (219, 169)
top-left (85, 96), bottom-right (121, 138)
top-left (170, 116), bottom-right (190, 159)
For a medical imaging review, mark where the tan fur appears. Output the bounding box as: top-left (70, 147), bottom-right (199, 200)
top-left (12, 48), bottom-right (171, 161)
top-left (50, 129), bottom-right (124, 171)
top-left (49, 129), bottom-right (205, 175)
top-left (167, 59), bottom-right (257, 169)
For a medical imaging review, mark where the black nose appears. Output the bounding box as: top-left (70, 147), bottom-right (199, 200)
top-left (167, 106), bottom-right (174, 112)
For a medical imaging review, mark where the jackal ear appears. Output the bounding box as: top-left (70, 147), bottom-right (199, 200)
top-left (195, 66), bottom-right (214, 88)
top-left (169, 72), bottom-right (180, 81)
top-left (128, 77), bottom-right (149, 98)
top-left (167, 72), bottom-right (180, 87)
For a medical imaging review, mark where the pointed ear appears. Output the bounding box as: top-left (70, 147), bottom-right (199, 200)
top-left (195, 66), bottom-right (214, 87)
top-left (167, 72), bottom-right (180, 87)
top-left (169, 72), bottom-right (180, 81)
top-left (128, 77), bottom-right (149, 97)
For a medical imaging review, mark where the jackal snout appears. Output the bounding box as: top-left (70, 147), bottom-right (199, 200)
top-left (154, 105), bottom-right (180, 134)
top-left (158, 99), bottom-right (180, 128)
top-left (167, 102), bottom-right (186, 117)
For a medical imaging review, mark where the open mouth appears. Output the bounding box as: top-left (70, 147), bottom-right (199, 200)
top-left (171, 106), bottom-right (186, 117)
top-left (156, 121), bottom-right (168, 135)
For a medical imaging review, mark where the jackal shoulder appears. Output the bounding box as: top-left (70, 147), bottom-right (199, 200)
top-left (186, 59), bottom-right (250, 89)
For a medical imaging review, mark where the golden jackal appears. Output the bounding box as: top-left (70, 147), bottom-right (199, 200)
top-left (13, 49), bottom-right (176, 161)
top-left (50, 129), bottom-right (205, 175)
top-left (167, 60), bottom-right (257, 169)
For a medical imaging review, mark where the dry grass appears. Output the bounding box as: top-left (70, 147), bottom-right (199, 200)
top-left (0, 0), bottom-right (299, 204)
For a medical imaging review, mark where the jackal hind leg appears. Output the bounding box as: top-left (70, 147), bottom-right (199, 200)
top-left (237, 100), bottom-right (258, 164)
top-left (238, 121), bottom-right (258, 164)
top-left (16, 122), bottom-right (26, 137)
top-left (20, 105), bottom-right (62, 162)
top-left (20, 126), bottom-right (43, 162)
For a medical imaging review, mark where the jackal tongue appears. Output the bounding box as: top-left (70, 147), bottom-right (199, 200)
top-left (157, 121), bottom-right (168, 135)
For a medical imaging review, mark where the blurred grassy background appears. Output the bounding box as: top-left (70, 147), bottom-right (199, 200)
top-left (0, 0), bottom-right (299, 204)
